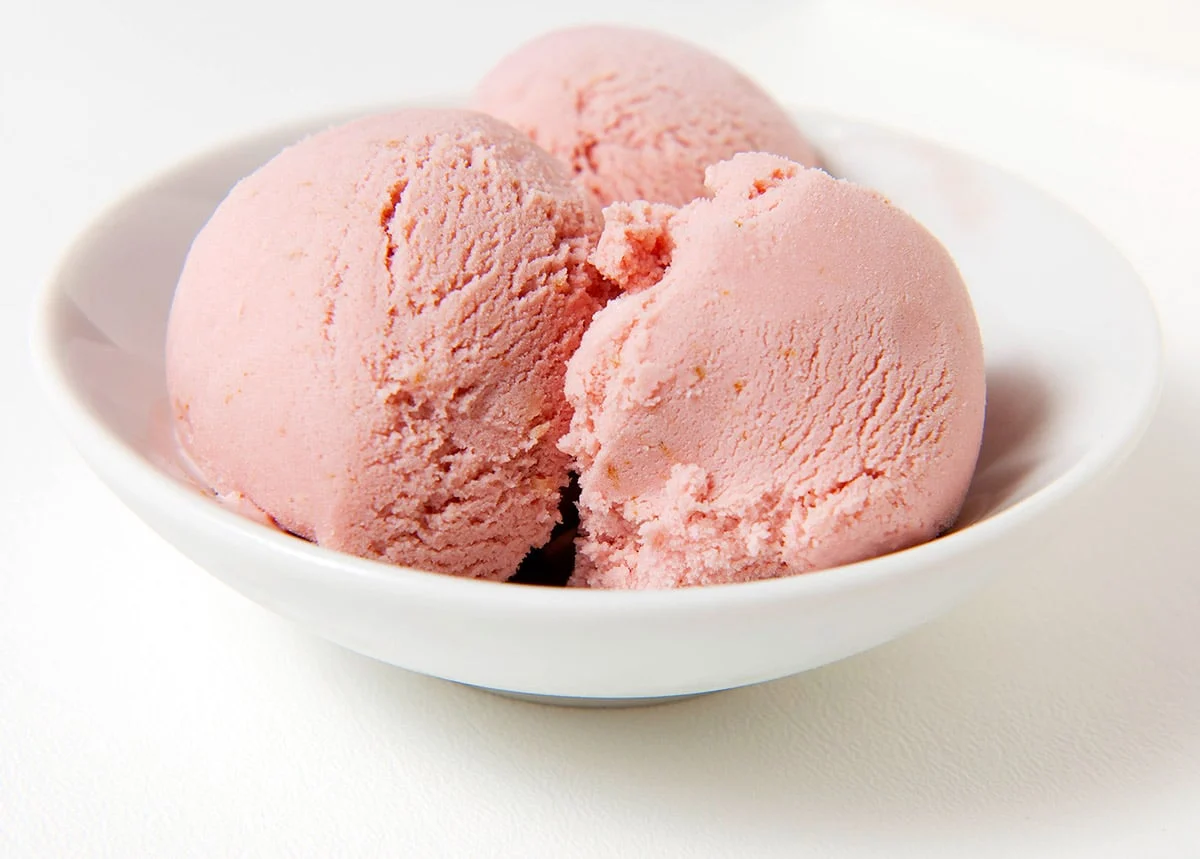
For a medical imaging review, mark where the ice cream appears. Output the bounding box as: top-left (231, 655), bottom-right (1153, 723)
top-left (166, 109), bottom-right (604, 581)
top-left (473, 26), bottom-right (820, 209)
top-left (561, 153), bottom-right (986, 589)
top-left (165, 26), bottom-right (988, 588)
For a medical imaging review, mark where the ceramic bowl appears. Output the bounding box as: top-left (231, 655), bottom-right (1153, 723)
top-left (32, 110), bottom-right (1162, 704)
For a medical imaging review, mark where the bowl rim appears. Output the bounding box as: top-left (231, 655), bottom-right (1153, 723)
top-left (28, 107), bottom-right (1166, 616)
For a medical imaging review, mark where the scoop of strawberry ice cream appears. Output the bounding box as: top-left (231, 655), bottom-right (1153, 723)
top-left (561, 153), bottom-right (986, 589)
top-left (473, 26), bottom-right (820, 208)
top-left (167, 109), bottom-right (604, 580)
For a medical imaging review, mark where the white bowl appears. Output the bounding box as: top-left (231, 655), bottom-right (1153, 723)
top-left (32, 110), bottom-right (1162, 704)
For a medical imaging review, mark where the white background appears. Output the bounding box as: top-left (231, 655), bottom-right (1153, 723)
top-left (3, 1), bottom-right (1200, 855)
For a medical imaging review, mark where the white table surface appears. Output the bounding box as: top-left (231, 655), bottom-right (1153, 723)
top-left (3, 1), bottom-right (1199, 855)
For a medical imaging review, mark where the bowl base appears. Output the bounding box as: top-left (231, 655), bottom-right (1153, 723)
top-left (464, 685), bottom-right (718, 708)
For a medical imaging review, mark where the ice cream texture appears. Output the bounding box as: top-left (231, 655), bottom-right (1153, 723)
top-left (473, 26), bottom-right (820, 208)
top-left (166, 109), bottom-right (604, 581)
top-left (561, 153), bottom-right (987, 589)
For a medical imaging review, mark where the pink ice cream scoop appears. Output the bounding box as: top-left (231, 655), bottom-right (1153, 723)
top-left (166, 109), bottom-right (604, 581)
top-left (561, 153), bottom-right (986, 589)
top-left (473, 26), bottom-right (820, 209)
